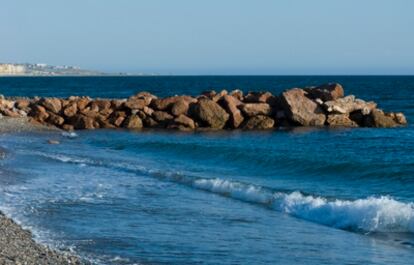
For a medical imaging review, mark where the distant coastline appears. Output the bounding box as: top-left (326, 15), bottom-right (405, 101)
top-left (0, 63), bottom-right (154, 77)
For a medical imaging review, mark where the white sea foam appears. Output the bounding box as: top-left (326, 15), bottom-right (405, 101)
top-left (193, 178), bottom-right (414, 233)
top-left (61, 131), bottom-right (78, 138)
top-left (34, 152), bottom-right (93, 165)
top-left (31, 151), bottom-right (414, 233)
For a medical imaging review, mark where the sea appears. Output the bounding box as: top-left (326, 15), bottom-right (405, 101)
top-left (0, 76), bottom-right (413, 265)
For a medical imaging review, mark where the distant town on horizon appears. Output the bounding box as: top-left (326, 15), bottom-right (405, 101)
top-left (0, 63), bottom-right (154, 76)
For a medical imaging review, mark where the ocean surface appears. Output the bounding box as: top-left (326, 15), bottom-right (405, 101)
top-left (0, 76), bottom-right (413, 265)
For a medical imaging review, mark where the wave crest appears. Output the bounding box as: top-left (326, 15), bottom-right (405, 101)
top-left (193, 178), bottom-right (414, 233)
top-left (33, 151), bottom-right (414, 233)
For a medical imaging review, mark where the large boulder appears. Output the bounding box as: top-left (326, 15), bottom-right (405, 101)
top-left (219, 95), bottom-right (244, 128)
top-left (72, 114), bottom-right (95, 129)
top-left (323, 95), bottom-right (377, 115)
top-left (142, 106), bottom-right (154, 116)
top-left (123, 115), bottom-right (143, 129)
top-left (242, 115), bottom-right (275, 130)
top-left (191, 98), bottom-right (229, 129)
top-left (0, 99), bottom-right (15, 109)
top-left (125, 98), bottom-right (148, 110)
top-left (39, 98), bottom-right (62, 114)
top-left (281, 88), bottom-right (326, 126)
top-left (80, 108), bottom-right (100, 119)
top-left (326, 114), bottom-right (358, 127)
top-left (168, 114), bottom-right (196, 130)
top-left (76, 97), bottom-right (91, 111)
top-left (30, 105), bottom-right (49, 122)
top-left (306, 83), bottom-right (344, 101)
top-left (90, 100), bottom-right (111, 111)
top-left (143, 117), bottom-right (159, 128)
top-left (109, 111), bottom-right (127, 127)
top-left (0, 108), bottom-right (21, 118)
top-left (151, 96), bottom-right (195, 111)
top-left (171, 98), bottom-right (194, 116)
top-left (152, 111), bottom-right (174, 124)
top-left (129, 92), bottom-right (157, 106)
top-left (47, 112), bottom-right (65, 126)
top-left (111, 99), bottom-right (126, 110)
top-left (15, 99), bottom-right (31, 110)
top-left (95, 116), bottom-right (116, 129)
top-left (366, 109), bottom-right (403, 128)
top-left (63, 102), bottom-right (78, 118)
top-left (388, 112), bottom-right (407, 125)
top-left (240, 103), bottom-right (272, 117)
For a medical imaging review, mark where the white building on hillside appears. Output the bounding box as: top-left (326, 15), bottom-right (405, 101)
top-left (0, 64), bottom-right (26, 75)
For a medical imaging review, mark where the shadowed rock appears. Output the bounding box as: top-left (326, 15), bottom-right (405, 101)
top-left (366, 109), bottom-right (404, 128)
top-left (169, 114), bottom-right (196, 130)
top-left (219, 95), bottom-right (244, 128)
top-left (152, 111), bottom-right (174, 125)
top-left (306, 83), bottom-right (344, 102)
top-left (327, 114), bottom-right (358, 127)
top-left (47, 113), bottom-right (65, 126)
top-left (72, 114), bottom-right (95, 129)
top-left (244, 91), bottom-right (278, 105)
top-left (243, 115), bottom-right (275, 130)
top-left (30, 105), bottom-right (49, 122)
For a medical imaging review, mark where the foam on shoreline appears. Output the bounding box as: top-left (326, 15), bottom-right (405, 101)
top-left (0, 211), bottom-right (83, 264)
top-left (0, 124), bottom-right (83, 264)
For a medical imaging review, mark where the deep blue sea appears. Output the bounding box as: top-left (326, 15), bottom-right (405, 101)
top-left (0, 76), bottom-right (413, 265)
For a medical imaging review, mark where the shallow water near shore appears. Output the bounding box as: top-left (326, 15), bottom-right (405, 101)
top-left (0, 76), bottom-right (414, 264)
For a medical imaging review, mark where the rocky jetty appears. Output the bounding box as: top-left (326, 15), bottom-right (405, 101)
top-left (0, 83), bottom-right (407, 131)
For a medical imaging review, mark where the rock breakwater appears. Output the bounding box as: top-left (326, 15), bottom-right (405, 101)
top-left (0, 83), bottom-right (407, 131)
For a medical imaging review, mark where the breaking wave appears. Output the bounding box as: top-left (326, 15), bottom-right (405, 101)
top-left (33, 151), bottom-right (414, 234)
top-left (193, 178), bottom-right (414, 233)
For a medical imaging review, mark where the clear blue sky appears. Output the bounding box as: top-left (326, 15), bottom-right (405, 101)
top-left (1, 0), bottom-right (413, 75)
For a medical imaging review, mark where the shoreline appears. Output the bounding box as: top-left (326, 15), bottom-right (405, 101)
top-left (0, 212), bottom-right (83, 265)
top-left (0, 117), bottom-right (61, 134)
top-left (0, 119), bottom-right (83, 264)
top-left (0, 82), bottom-right (409, 265)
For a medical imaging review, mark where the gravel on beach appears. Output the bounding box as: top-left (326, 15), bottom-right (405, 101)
top-left (0, 117), bottom-right (59, 134)
top-left (0, 212), bottom-right (82, 265)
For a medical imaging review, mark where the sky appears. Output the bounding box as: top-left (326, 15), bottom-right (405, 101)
top-left (0, 0), bottom-right (413, 75)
